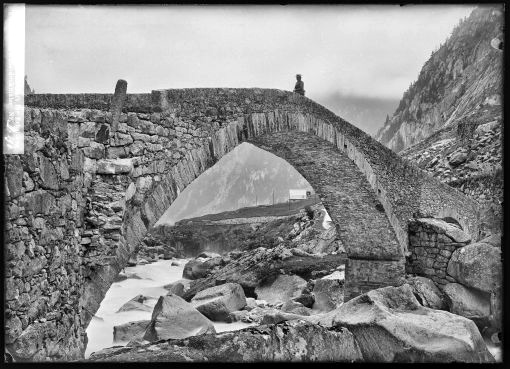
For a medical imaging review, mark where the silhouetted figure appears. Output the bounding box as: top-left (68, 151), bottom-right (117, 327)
top-left (294, 74), bottom-right (305, 96)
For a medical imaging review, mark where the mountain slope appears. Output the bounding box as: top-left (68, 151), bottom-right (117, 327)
top-left (375, 5), bottom-right (503, 153)
top-left (156, 142), bottom-right (313, 225)
top-left (373, 6), bottom-right (502, 212)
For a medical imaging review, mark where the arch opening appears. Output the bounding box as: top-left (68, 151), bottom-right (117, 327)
top-left (84, 140), bottom-right (341, 356)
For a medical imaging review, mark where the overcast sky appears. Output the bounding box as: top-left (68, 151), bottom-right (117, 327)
top-left (25, 4), bottom-right (474, 105)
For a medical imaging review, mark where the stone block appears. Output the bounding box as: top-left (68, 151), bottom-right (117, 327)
top-left (96, 159), bottom-right (134, 175)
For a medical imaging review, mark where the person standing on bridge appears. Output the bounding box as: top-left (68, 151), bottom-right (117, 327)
top-left (293, 74), bottom-right (305, 96)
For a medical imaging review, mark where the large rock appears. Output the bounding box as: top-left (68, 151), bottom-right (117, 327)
top-left (443, 283), bottom-right (491, 329)
top-left (116, 295), bottom-right (152, 313)
top-left (449, 151), bottom-right (468, 167)
top-left (315, 284), bottom-right (494, 362)
top-left (182, 245), bottom-right (346, 301)
top-left (197, 251), bottom-right (221, 259)
top-left (113, 320), bottom-right (151, 343)
top-left (164, 279), bottom-right (191, 297)
top-left (191, 283), bottom-right (246, 321)
top-left (281, 300), bottom-right (312, 316)
top-left (447, 242), bottom-right (502, 293)
top-left (312, 278), bottom-right (343, 312)
top-left (182, 260), bottom-right (209, 280)
top-left (255, 274), bottom-right (307, 305)
top-left (406, 276), bottom-right (447, 310)
top-left (259, 309), bottom-right (309, 324)
top-left (143, 295), bottom-right (215, 342)
top-left (88, 320), bottom-right (364, 362)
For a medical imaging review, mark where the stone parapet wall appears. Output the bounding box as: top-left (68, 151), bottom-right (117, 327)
top-left (24, 93), bottom-right (153, 112)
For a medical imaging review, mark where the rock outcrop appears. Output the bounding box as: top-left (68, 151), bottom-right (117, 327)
top-left (142, 295), bottom-right (215, 342)
top-left (446, 241), bottom-right (502, 293)
top-left (190, 283), bottom-right (246, 321)
top-left (87, 320), bottom-right (364, 362)
top-left (375, 6), bottom-right (503, 210)
top-left (376, 6), bottom-right (502, 153)
top-left (315, 284), bottom-right (494, 362)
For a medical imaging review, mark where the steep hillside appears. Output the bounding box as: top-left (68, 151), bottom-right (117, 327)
top-left (375, 5), bottom-right (503, 153)
top-left (156, 142), bottom-right (313, 225)
top-left (374, 5), bottom-right (503, 219)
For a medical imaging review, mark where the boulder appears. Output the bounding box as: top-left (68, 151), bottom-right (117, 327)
top-left (226, 310), bottom-right (252, 323)
top-left (191, 283), bottom-right (246, 321)
top-left (315, 284), bottom-right (494, 362)
top-left (197, 251), bottom-right (221, 259)
top-left (244, 297), bottom-right (257, 311)
top-left (88, 320), bottom-right (363, 362)
top-left (443, 283), bottom-right (491, 330)
top-left (281, 300), bottom-right (312, 316)
top-left (203, 256), bottom-right (223, 268)
top-left (447, 242), bottom-right (502, 293)
top-left (449, 151), bottom-right (468, 167)
top-left (260, 310), bottom-right (308, 325)
top-left (164, 279), bottom-right (191, 297)
top-left (255, 274), bottom-right (307, 305)
top-left (182, 260), bottom-right (209, 280)
top-left (117, 295), bottom-right (152, 313)
top-left (312, 278), bottom-right (343, 312)
top-left (143, 294), bottom-right (215, 342)
top-left (292, 293), bottom-right (315, 308)
top-left (182, 245), bottom-right (345, 301)
top-left (113, 320), bottom-right (151, 343)
top-left (406, 276), bottom-right (447, 310)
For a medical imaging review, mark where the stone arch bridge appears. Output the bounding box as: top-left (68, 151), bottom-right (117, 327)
top-left (4, 85), bottom-right (481, 360)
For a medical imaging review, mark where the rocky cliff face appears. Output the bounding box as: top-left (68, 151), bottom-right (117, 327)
top-left (375, 6), bottom-right (503, 154)
top-left (374, 6), bottom-right (503, 225)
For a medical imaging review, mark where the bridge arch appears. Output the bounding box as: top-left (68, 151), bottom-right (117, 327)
top-left (6, 87), bottom-right (481, 360)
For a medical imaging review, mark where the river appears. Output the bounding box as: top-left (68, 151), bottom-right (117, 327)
top-left (84, 258), bottom-right (254, 358)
